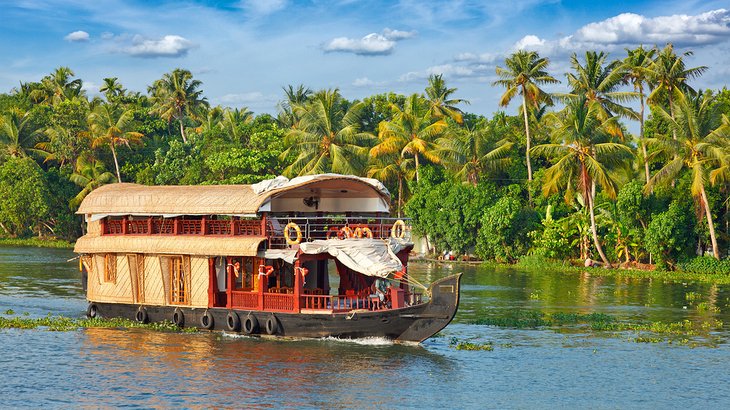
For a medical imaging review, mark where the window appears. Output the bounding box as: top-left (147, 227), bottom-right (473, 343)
top-left (170, 256), bottom-right (190, 305)
top-left (104, 254), bottom-right (116, 283)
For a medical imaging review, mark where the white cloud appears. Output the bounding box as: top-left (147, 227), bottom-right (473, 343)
top-left (352, 77), bottom-right (386, 87)
top-left (513, 9), bottom-right (730, 54)
top-left (454, 52), bottom-right (498, 63)
top-left (122, 35), bottom-right (196, 58)
top-left (82, 81), bottom-right (99, 93)
top-left (323, 28), bottom-right (416, 56)
top-left (64, 30), bottom-right (89, 42)
top-left (400, 63), bottom-right (489, 82)
top-left (217, 92), bottom-right (278, 107)
top-left (238, 0), bottom-right (286, 16)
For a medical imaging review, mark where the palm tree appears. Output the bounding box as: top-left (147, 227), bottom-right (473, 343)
top-left (367, 153), bottom-right (414, 217)
top-left (88, 104), bottom-right (144, 182)
top-left (31, 67), bottom-right (84, 105)
top-left (0, 108), bottom-right (45, 159)
top-left (493, 50), bottom-right (559, 182)
top-left (222, 107), bottom-right (254, 142)
top-left (148, 69), bottom-right (209, 143)
top-left (281, 89), bottom-right (373, 176)
top-left (278, 84), bottom-right (312, 129)
top-left (564, 51), bottom-right (639, 136)
top-left (645, 92), bottom-right (730, 260)
top-left (532, 97), bottom-right (633, 266)
top-left (372, 94), bottom-right (448, 183)
top-left (437, 122), bottom-right (514, 186)
top-left (99, 77), bottom-right (126, 102)
top-left (69, 154), bottom-right (116, 208)
top-left (622, 46), bottom-right (657, 182)
top-left (36, 125), bottom-right (88, 166)
top-left (425, 74), bottom-right (469, 124)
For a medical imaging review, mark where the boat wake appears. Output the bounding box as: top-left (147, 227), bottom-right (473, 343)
top-left (319, 336), bottom-right (395, 346)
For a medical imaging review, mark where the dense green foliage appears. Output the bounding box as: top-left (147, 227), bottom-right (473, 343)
top-left (0, 44), bottom-right (728, 273)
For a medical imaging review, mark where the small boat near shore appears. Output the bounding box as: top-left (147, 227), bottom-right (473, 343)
top-left (75, 174), bottom-right (460, 342)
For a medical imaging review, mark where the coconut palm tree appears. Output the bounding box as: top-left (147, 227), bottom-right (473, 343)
top-left (148, 69), bottom-right (208, 143)
top-left (31, 67), bottom-right (84, 105)
top-left (367, 153), bottom-right (414, 217)
top-left (222, 107), bottom-right (254, 142)
top-left (281, 89), bottom-right (373, 176)
top-left (70, 153), bottom-right (116, 208)
top-left (425, 74), bottom-right (469, 124)
top-left (437, 122), bottom-right (514, 186)
top-left (372, 93), bottom-right (448, 183)
top-left (493, 50), bottom-right (559, 182)
top-left (622, 46), bottom-right (657, 182)
top-left (0, 107), bottom-right (45, 159)
top-left (88, 104), bottom-right (144, 182)
top-left (564, 51), bottom-right (639, 136)
top-left (532, 97), bottom-right (633, 267)
top-left (99, 77), bottom-right (126, 102)
top-left (278, 84), bottom-right (312, 129)
top-left (645, 92), bottom-right (730, 260)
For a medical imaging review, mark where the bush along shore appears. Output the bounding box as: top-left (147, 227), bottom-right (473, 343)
top-left (0, 237), bottom-right (74, 249)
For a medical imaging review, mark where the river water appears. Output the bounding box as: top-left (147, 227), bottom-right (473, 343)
top-left (1, 246), bottom-right (729, 408)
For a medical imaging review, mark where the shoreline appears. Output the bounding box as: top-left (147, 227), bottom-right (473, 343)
top-left (0, 238), bottom-right (74, 249)
top-left (412, 256), bottom-right (730, 285)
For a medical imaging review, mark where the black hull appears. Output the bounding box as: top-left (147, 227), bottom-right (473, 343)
top-left (87, 274), bottom-right (461, 343)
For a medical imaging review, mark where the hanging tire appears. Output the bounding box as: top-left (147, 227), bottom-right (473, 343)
top-left (243, 314), bottom-right (259, 334)
top-left (135, 307), bottom-right (149, 324)
top-left (86, 303), bottom-right (98, 319)
top-left (172, 308), bottom-right (185, 327)
top-left (226, 311), bottom-right (240, 332)
top-left (200, 310), bottom-right (214, 330)
top-left (265, 315), bottom-right (279, 335)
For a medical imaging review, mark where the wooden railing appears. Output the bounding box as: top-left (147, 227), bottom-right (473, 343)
top-left (263, 293), bottom-right (294, 311)
top-left (300, 294), bottom-right (386, 311)
top-left (231, 291), bottom-right (258, 309)
top-left (102, 217), bottom-right (265, 237)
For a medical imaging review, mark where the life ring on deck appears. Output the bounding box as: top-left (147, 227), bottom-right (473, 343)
top-left (136, 307), bottom-right (149, 324)
top-left (200, 310), bottom-right (214, 330)
top-left (284, 222), bottom-right (302, 245)
top-left (243, 314), bottom-right (259, 334)
top-left (355, 226), bottom-right (374, 239)
top-left (265, 315), bottom-right (279, 335)
top-left (86, 303), bottom-right (98, 319)
top-left (227, 311), bottom-right (241, 331)
top-left (338, 226), bottom-right (353, 239)
top-left (391, 220), bottom-right (406, 239)
top-left (172, 308), bottom-right (185, 328)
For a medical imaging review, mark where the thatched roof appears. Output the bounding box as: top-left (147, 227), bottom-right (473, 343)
top-left (76, 174), bottom-right (390, 216)
top-left (74, 235), bottom-right (265, 256)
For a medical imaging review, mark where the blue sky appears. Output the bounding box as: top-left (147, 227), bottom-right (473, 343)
top-left (2, 0), bottom-right (730, 119)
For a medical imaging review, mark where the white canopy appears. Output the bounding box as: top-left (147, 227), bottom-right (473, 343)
top-left (299, 238), bottom-right (411, 278)
top-left (252, 174), bottom-right (390, 197)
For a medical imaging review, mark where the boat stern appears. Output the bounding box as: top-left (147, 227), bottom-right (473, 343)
top-left (396, 273), bottom-right (462, 343)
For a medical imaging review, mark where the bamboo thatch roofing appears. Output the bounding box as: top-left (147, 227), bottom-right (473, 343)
top-left (76, 174), bottom-right (390, 216)
top-left (74, 235), bottom-right (265, 256)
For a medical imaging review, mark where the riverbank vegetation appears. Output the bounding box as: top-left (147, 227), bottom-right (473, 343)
top-left (0, 44), bottom-right (728, 272)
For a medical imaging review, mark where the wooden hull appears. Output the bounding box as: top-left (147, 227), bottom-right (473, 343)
top-left (87, 273), bottom-right (461, 343)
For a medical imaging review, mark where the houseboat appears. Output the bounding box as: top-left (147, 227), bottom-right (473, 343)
top-left (74, 174), bottom-right (461, 342)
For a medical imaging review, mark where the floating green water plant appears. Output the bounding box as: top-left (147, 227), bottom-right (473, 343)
top-left (0, 314), bottom-right (198, 333)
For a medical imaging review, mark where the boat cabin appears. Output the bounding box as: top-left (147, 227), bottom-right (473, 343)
top-left (74, 174), bottom-right (419, 318)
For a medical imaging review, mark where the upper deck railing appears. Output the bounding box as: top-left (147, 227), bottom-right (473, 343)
top-left (99, 215), bottom-right (411, 245)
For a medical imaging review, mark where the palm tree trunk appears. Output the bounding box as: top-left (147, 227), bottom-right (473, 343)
top-left (521, 92), bottom-right (533, 181)
top-left (397, 176), bottom-right (403, 218)
top-left (639, 88), bottom-right (650, 183)
top-left (414, 153), bottom-right (420, 183)
top-left (110, 142), bottom-right (122, 183)
top-left (589, 182), bottom-right (611, 267)
top-left (700, 184), bottom-right (720, 260)
top-left (179, 119), bottom-right (187, 143)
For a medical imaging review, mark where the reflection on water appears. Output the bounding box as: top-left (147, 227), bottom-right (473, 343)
top-left (1, 247), bottom-right (730, 408)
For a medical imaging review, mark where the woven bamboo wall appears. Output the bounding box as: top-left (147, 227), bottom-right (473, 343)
top-left (86, 254), bottom-right (134, 304)
top-left (189, 257), bottom-right (209, 308)
top-left (143, 255), bottom-right (165, 305)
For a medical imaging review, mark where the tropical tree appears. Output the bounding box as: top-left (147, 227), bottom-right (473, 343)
top-left (88, 104), bottom-right (144, 182)
top-left (645, 92), bottom-right (730, 260)
top-left (425, 74), bottom-right (469, 124)
top-left (437, 121), bottom-right (513, 186)
top-left (99, 77), bottom-right (126, 102)
top-left (31, 67), bottom-right (84, 105)
top-left (564, 51), bottom-right (639, 138)
top-left (69, 154), bottom-right (116, 208)
top-left (278, 84), bottom-right (312, 129)
top-left (532, 97), bottom-right (633, 266)
top-left (148, 69), bottom-right (208, 143)
top-left (281, 89), bottom-right (373, 176)
top-left (493, 50), bottom-right (559, 182)
top-left (372, 94), bottom-right (448, 183)
top-left (367, 153), bottom-right (414, 217)
top-left (0, 107), bottom-right (45, 159)
top-left (222, 107), bottom-right (254, 142)
top-left (622, 45), bottom-right (657, 182)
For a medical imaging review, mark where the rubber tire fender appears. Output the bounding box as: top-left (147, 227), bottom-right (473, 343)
top-left (226, 311), bottom-right (241, 332)
top-left (86, 303), bottom-right (98, 319)
top-left (200, 310), bottom-right (214, 330)
top-left (172, 308), bottom-right (185, 328)
top-left (135, 307), bottom-right (149, 324)
top-left (243, 314), bottom-right (259, 334)
top-left (265, 315), bottom-right (279, 335)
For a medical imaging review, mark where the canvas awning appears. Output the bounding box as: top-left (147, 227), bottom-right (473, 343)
top-left (299, 238), bottom-right (411, 278)
top-left (74, 235), bottom-right (265, 257)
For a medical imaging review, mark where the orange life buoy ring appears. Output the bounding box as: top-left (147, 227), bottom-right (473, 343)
top-left (284, 222), bottom-right (302, 245)
top-left (360, 227), bottom-right (373, 239)
top-left (326, 226), bottom-right (341, 240)
top-left (391, 220), bottom-right (406, 239)
top-left (338, 226), bottom-right (353, 239)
